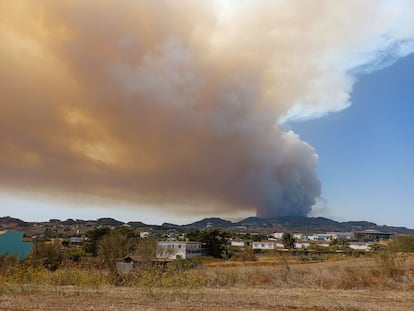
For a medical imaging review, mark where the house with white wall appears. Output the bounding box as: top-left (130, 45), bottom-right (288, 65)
top-left (272, 232), bottom-right (284, 239)
top-left (229, 239), bottom-right (252, 247)
top-left (326, 232), bottom-right (354, 240)
top-left (252, 241), bottom-right (276, 250)
top-left (294, 242), bottom-right (311, 249)
top-left (349, 242), bottom-right (370, 251)
top-left (140, 232), bottom-right (150, 238)
top-left (156, 241), bottom-right (204, 259)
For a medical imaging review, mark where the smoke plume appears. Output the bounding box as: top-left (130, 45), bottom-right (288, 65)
top-left (0, 0), bottom-right (413, 218)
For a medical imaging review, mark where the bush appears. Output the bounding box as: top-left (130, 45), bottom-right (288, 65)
top-left (297, 253), bottom-right (327, 261)
top-left (230, 251), bottom-right (258, 262)
top-left (169, 257), bottom-right (201, 270)
top-left (375, 250), bottom-right (406, 280)
top-left (0, 254), bottom-right (19, 275)
top-left (29, 240), bottom-right (64, 271)
top-left (130, 265), bottom-right (207, 289)
top-left (389, 236), bottom-right (414, 252)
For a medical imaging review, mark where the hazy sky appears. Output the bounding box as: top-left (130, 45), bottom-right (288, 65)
top-left (0, 1), bottom-right (413, 227)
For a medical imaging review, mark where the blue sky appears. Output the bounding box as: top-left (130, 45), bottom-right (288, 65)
top-left (291, 54), bottom-right (414, 228)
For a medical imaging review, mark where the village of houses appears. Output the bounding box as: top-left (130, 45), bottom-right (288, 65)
top-left (156, 230), bottom-right (391, 259)
top-left (0, 216), bottom-right (395, 270)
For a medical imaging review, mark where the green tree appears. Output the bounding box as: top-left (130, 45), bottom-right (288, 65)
top-left (97, 231), bottom-right (135, 277)
top-left (282, 232), bottom-right (296, 249)
top-left (30, 240), bottom-right (64, 271)
top-left (135, 238), bottom-right (157, 262)
top-left (84, 227), bottom-right (111, 255)
top-left (354, 232), bottom-right (365, 242)
top-left (113, 226), bottom-right (139, 239)
top-left (187, 229), bottom-right (229, 258)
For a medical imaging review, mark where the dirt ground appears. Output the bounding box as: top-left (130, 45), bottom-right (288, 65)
top-left (1, 285), bottom-right (413, 311)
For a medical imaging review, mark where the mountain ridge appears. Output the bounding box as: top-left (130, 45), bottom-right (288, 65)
top-left (1, 215), bottom-right (413, 234)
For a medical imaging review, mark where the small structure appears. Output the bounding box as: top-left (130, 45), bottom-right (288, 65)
top-left (116, 255), bottom-right (145, 273)
top-left (69, 236), bottom-right (85, 247)
top-left (156, 241), bottom-right (204, 260)
top-left (116, 255), bottom-right (173, 273)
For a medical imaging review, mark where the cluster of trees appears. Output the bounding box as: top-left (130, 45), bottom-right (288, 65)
top-left (28, 226), bottom-right (157, 276)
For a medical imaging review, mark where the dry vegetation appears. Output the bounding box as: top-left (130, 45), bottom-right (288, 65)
top-left (1, 253), bottom-right (413, 310)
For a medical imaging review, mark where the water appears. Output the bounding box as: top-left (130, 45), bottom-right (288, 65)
top-left (0, 231), bottom-right (33, 260)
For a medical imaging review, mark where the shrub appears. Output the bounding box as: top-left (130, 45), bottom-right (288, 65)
top-left (389, 236), bottom-right (414, 252)
top-left (29, 240), bottom-right (64, 271)
top-left (297, 253), bottom-right (327, 261)
top-left (0, 253), bottom-right (19, 275)
top-left (169, 257), bottom-right (201, 270)
top-left (375, 250), bottom-right (406, 280)
top-left (230, 251), bottom-right (258, 262)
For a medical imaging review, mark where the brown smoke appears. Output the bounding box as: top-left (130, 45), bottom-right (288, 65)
top-left (0, 1), bottom-right (413, 217)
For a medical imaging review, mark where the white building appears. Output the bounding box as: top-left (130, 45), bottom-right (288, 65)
top-left (275, 242), bottom-right (284, 248)
top-left (252, 241), bottom-right (276, 250)
top-left (140, 232), bottom-right (150, 238)
top-left (272, 232), bottom-right (284, 239)
top-left (306, 234), bottom-right (333, 241)
top-left (293, 233), bottom-right (303, 240)
top-left (156, 241), bottom-right (204, 259)
top-left (349, 242), bottom-right (370, 251)
top-left (326, 232), bottom-right (354, 240)
top-left (294, 242), bottom-right (311, 249)
top-left (229, 240), bottom-right (251, 247)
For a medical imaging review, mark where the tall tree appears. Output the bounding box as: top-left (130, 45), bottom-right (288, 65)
top-left (97, 231), bottom-right (135, 276)
top-left (187, 229), bottom-right (229, 258)
top-left (84, 227), bottom-right (111, 255)
top-left (282, 232), bottom-right (296, 249)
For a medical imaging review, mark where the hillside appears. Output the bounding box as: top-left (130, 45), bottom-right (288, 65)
top-left (173, 216), bottom-right (414, 235)
top-left (1, 215), bottom-right (413, 235)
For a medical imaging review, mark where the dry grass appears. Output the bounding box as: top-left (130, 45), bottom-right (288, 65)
top-left (0, 254), bottom-right (413, 310)
top-left (1, 286), bottom-right (413, 310)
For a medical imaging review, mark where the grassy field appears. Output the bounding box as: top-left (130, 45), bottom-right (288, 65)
top-left (1, 254), bottom-right (413, 310)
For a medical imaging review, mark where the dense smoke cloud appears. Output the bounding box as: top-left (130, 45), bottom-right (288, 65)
top-left (0, 1), bottom-right (413, 218)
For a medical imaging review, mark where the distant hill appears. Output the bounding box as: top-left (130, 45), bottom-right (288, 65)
top-left (164, 216), bottom-right (414, 235)
top-left (0, 216), bottom-right (29, 227)
top-left (180, 217), bottom-right (234, 229)
top-left (1, 215), bottom-right (413, 235)
top-left (96, 218), bottom-right (124, 227)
